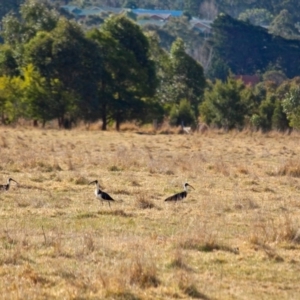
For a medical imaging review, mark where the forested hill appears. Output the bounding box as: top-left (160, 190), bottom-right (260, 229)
top-left (65, 0), bottom-right (300, 24)
top-left (2, 0), bottom-right (300, 25)
top-left (2, 1), bottom-right (300, 78)
top-left (208, 13), bottom-right (300, 79)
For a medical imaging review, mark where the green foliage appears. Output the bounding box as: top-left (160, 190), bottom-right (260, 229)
top-left (18, 13), bottom-right (103, 126)
top-left (0, 74), bottom-right (24, 124)
top-left (282, 87), bottom-right (300, 129)
top-left (0, 45), bottom-right (19, 77)
top-left (253, 82), bottom-right (267, 103)
top-left (272, 99), bottom-right (289, 131)
top-left (206, 57), bottom-right (230, 81)
top-left (215, 0), bottom-right (300, 24)
top-left (269, 9), bottom-right (299, 39)
top-left (250, 79), bottom-right (289, 131)
top-left (146, 32), bottom-right (172, 123)
top-left (21, 64), bottom-right (47, 120)
top-left (169, 99), bottom-right (196, 127)
top-left (103, 15), bottom-right (157, 97)
top-left (1, 14), bottom-right (25, 47)
top-left (20, 0), bottom-right (59, 33)
top-left (262, 70), bottom-right (287, 86)
top-left (23, 64), bottom-right (76, 127)
top-left (200, 77), bottom-right (251, 129)
top-left (86, 28), bottom-right (120, 128)
top-left (50, 18), bottom-right (103, 119)
top-left (169, 38), bottom-right (205, 117)
top-left (2, 0), bottom-right (59, 47)
top-left (256, 94), bottom-right (276, 131)
top-left (250, 114), bottom-right (262, 130)
top-left (149, 37), bottom-right (205, 123)
top-left (238, 8), bottom-right (273, 26)
top-left (88, 15), bottom-right (158, 130)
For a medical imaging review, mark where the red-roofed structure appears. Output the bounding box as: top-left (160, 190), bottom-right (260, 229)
top-left (235, 75), bottom-right (260, 86)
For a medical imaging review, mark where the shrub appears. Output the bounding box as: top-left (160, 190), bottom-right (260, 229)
top-left (169, 99), bottom-right (196, 127)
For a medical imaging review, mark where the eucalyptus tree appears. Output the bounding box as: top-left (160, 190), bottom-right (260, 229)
top-left (200, 76), bottom-right (253, 130)
top-left (1, 0), bottom-right (59, 64)
top-left (169, 38), bottom-right (206, 119)
top-left (86, 28), bottom-right (122, 130)
top-left (23, 18), bottom-right (103, 126)
top-left (145, 35), bottom-right (206, 124)
top-left (99, 15), bottom-right (158, 130)
top-left (20, 64), bottom-right (51, 126)
top-left (20, 0), bottom-right (59, 33)
top-left (0, 74), bottom-right (23, 124)
top-left (146, 32), bottom-right (171, 121)
top-left (51, 19), bottom-right (103, 123)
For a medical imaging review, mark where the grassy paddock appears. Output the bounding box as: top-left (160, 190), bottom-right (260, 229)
top-left (1, 125), bottom-right (300, 299)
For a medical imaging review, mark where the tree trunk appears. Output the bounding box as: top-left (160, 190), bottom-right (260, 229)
top-left (116, 110), bottom-right (121, 131)
top-left (64, 118), bottom-right (71, 129)
top-left (58, 115), bottom-right (65, 128)
top-left (101, 102), bottom-right (107, 130)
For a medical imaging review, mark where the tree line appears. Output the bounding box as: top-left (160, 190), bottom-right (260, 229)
top-left (1, 0), bottom-right (300, 132)
top-left (0, 0), bottom-right (205, 129)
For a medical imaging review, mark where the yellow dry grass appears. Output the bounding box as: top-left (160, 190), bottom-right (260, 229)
top-left (1, 126), bottom-right (300, 299)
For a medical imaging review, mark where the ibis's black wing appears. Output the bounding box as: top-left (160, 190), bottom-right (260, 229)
top-left (165, 191), bottom-right (187, 201)
top-left (102, 191), bottom-right (115, 201)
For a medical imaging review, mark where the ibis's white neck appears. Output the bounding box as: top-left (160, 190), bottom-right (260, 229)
top-left (95, 182), bottom-right (101, 193)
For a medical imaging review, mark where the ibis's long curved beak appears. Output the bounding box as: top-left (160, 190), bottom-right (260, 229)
top-left (187, 184), bottom-right (195, 190)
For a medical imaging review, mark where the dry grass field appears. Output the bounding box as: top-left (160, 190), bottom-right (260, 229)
top-left (1, 124), bottom-right (300, 299)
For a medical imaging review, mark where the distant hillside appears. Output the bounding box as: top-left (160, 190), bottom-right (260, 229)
top-left (2, 0), bottom-right (300, 22)
top-left (208, 13), bottom-right (300, 79)
top-left (67, 0), bottom-right (300, 23)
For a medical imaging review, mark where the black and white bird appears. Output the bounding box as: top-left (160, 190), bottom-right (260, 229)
top-left (1, 178), bottom-right (18, 191)
top-left (164, 183), bottom-right (194, 202)
top-left (89, 180), bottom-right (115, 207)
